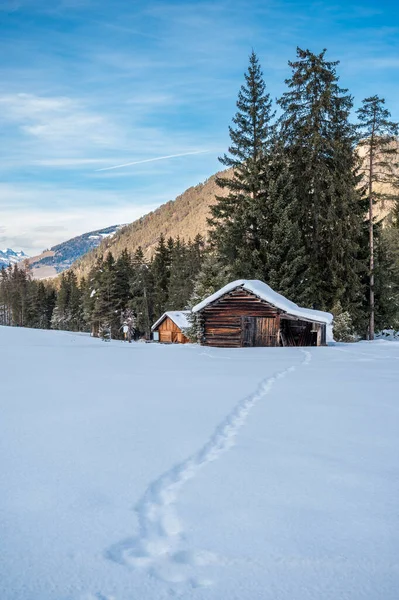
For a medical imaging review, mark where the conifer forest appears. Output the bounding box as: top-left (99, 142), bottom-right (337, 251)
top-left (1, 48), bottom-right (399, 340)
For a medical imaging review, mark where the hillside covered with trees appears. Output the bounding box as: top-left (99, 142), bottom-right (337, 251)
top-left (71, 171), bottom-right (231, 280)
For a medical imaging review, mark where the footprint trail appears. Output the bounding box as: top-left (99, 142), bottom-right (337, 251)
top-left (107, 350), bottom-right (311, 586)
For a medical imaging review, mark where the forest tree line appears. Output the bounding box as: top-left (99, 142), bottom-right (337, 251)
top-left (0, 235), bottom-right (206, 339)
top-left (1, 47), bottom-right (399, 340)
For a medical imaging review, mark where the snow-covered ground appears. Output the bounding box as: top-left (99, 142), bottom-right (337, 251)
top-left (1, 327), bottom-right (398, 600)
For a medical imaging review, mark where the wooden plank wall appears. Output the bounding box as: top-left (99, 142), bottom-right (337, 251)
top-left (253, 316), bottom-right (279, 346)
top-left (202, 288), bottom-right (279, 347)
top-left (156, 317), bottom-right (189, 343)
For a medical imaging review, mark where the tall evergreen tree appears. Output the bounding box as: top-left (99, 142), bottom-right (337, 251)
top-left (277, 47), bottom-right (364, 313)
top-left (190, 234), bottom-right (205, 276)
top-left (51, 271), bottom-right (83, 331)
top-left (374, 225), bottom-right (399, 331)
top-left (209, 50), bottom-right (275, 277)
top-left (82, 258), bottom-right (104, 334)
top-left (167, 237), bottom-right (187, 309)
top-left (130, 246), bottom-right (154, 338)
top-left (187, 251), bottom-right (231, 308)
top-left (67, 272), bottom-right (84, 331)
top-left (152, 234), bottom-right (172, 316)
top-left (114, 248), bottom-right (133, 312)
top-left (92, 252), bottom-right (119, 337)
top-left (185, 251), bottom-right (231, 342)
top-left (264, 156), bottom-right (307, 301)
top-left (356, 95), bottom-right (399, 338)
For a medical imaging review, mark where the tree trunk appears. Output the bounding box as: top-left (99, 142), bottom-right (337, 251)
top-left (369, 139), bottom-right (375, 341)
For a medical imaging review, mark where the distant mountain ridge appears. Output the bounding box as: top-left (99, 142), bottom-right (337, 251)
top-left (28, 225), bottom-right (122, 280)
top-left (0, 248), bottom-right (29, 269)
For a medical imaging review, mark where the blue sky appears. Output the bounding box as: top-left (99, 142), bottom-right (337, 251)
top-left (1, 0), bottom-right (398, 255)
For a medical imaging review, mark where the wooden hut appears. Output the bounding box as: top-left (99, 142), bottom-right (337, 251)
top-left (192, 280), bottom-right (332, 348)
top-left (151, 311), bottom-right (190, 344)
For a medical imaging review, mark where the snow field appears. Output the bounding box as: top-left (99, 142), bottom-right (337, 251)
top-left (0, 327), bottom-right (398, 600)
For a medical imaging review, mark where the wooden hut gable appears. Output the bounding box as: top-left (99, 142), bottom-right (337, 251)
top-left (201, 286), bottom-right (281, 315)
top-left (151, 310), bottom-right (190, 344)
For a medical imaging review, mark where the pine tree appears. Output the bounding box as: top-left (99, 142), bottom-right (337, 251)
top-left (92, 252), bottom-right (119, 337)
top-left (265, 156), bottom-right (308, 302)
top-left (209, 50), bottom-right (275, 277)
top-left (152, 234), bottom-right (172, 316)
top-left (0, 265), bottom-right (56, 329)
top-left (374, 225), bottom-right (399, 331)
top-left (167, 237), bottom-right (204, 310)
top-left (189, 234), bottom-right (205, 277)
top-left (51, 271), bottom-right (83, 331)
top-left (167, 237), bottom-right (186, 309)
top-left (356, 95), bottom-right (399, 339)
top-left (130, 246), bottom-right (154, 338)
top-left (277, 48), bottom-right (364, 313)
top-left (9, 264), bottom-right (29, 326)
top-left (185, 251), bottom-right (231, 342)
top-left (67, 271), bottom-right (84, 331)
top-left (0, 267), bottom-right (11, 325)
top-left (332, 301), bottom-right (356, 342)
top-left (82, 256), bottom-right (104, 334)
top-left (113, 248), bottom-right (134, 335)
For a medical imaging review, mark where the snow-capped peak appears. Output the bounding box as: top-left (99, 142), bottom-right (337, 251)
top-left (0, 248), bottom-right (29, 268)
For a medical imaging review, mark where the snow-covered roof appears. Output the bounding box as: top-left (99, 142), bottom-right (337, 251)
top-left (192, 280), bottom-right (333, 325)
top-left (151, 310), bottom-right (191, 332)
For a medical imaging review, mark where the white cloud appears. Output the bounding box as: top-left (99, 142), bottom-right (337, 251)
top-left (0, 182), bottom-right (163, 254)
top-left (0, 93), bottom-right (119, 147)
top-left (0, 203), bottom-right (159, 255)
top-left (31, 158), bottom-right (114, 167)
top-left (0, 90), bottom-right (219, 175)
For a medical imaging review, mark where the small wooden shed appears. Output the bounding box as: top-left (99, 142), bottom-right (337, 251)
top-left (151, 311), bottom-right (190, 344)
top-left (192, 280), bottom-right (332, 348)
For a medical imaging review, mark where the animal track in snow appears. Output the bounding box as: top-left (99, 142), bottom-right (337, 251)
top-left (107, 350), bottom-right (311, 587)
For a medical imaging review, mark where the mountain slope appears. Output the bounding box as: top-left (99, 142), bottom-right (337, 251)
top-left (72, 163), bottom-right (398, 281)
top-left (72, 171), bottom-right (230, 279)
top-left (28, 225), bottom-right (122, 279)
top-left (0, 249), bottom-right (29, 269)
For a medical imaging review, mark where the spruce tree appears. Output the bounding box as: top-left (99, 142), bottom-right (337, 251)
top-left (188, 251), bottom-right (231, 307)
top-left (82, 260), bottom-right (104, 335)
top-left (0, 265), bottom-right (56, 330)
top-left (130, 246), bottom-right (154, 338)
top-left (374, 225), bottom-right (399, 331)
top-left (189, 234), bottom-right (205, 277)
top-left (167, 237), bottom-right (187, 309)
top-left (185, 251), bottom-right (231, 342)
top-left (67, 271), bottom-right (84, 331)
top-left (93, 252), bottom-right (119, 337)
top-left (114, 248), bottom-right (133, 322)
top-left (209, 50), bottom-right (275, 277)
top-left (167, 237), bottom-right (204, 310)
top-left (265, 157), bottom-right (308, 302)
top-left (51, 273), bottom-right (69, 330)
top-left (356, 95), bottom-right (399, 338)
top-left (152, 234), bottom-right (172, 317)
top-left (277, 48), bottom-right (364, 313)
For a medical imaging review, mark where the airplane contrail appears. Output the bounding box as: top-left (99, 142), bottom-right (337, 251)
top-left (95, 150), bottom-right (209, 172)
